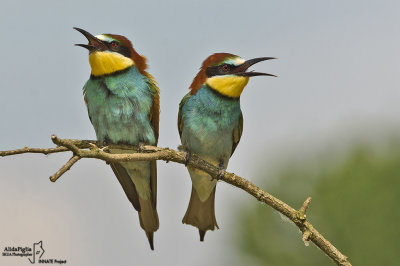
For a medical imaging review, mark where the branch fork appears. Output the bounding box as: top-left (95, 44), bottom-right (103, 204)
top-left (297, 197), bottom-right (313, 246)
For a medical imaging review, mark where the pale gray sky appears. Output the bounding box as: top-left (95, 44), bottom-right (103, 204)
top-left (1, 1), bottom-right (399, 265)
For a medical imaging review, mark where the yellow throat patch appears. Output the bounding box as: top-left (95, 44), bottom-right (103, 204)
top-left (89, 51), bottom-right (134, 76)
top-left (206, 75), bottom-right (249, 98)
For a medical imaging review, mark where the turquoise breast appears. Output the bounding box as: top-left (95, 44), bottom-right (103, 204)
top-left (83, 66), bottom-right (156, 145)
top-left (181, 85), bottom-right (242, 163)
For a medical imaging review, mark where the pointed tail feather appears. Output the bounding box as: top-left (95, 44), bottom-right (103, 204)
top-left (138, 196), bottom-right (159, 250)
top-left (146, 232), bottom-right (154, 250)
top-left (111, 162), bottom-right (159, 250)
top-left (182, 186), bottom-right (218, 241)
top-left (199, 230), bottom-right (206, 242)
top-left (140, 160), bottom-right (159, 250)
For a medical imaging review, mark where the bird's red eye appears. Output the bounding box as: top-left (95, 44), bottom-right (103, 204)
top-left (110, 41), bottom-right (119, 49)
top-left (221, 64), bottom-right (229, 71)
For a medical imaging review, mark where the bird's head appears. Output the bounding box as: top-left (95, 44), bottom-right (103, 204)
top-left (189, 53), bottom-right (275, 98)
top-left (74, 27), bottom-right (147, 77)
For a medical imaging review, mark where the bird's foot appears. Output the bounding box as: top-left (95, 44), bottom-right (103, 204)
top-left (102, 140), bottom-right (110, 147)
top-left (99, 146), bottom-right (109, 154)
top-left (177, 145), bottom-right (190, 166)
top-left (184, 151), bottom-right (191, 166)
top-left (216, 161), bottom-right (226, 180)
top-left (137, 142), bottom-right (145, 153)
top-left (88, 142), bottom-right (108, 152)
top-left (216, 168), bottom-right (226, 180)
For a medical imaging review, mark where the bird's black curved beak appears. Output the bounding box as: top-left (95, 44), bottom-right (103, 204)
top-left (73, 27), bottom-right (107, 52)
top-left (236, 57), bottom-right (277, 77)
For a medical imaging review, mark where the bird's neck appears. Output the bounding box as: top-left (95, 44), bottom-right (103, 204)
top-left (89, 51), bottom-right (134, 77)
top-left (206, 75), bottom-right (249, 98)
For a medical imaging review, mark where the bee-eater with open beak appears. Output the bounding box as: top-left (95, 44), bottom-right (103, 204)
top-left (74, 28), bottom-right (160, 250)
top-left (178, 53), bottom-right (275, 241)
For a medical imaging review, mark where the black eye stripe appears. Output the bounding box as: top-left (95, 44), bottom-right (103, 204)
top-left (206, 64), bottom-right (238, 77)
top-left (104, 41), bottom-right (131, 58)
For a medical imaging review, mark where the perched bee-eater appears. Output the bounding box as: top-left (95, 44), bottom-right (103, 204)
top-left (178, 53), bottom-right (275, 241)
top-left (74, 28), bottom-right (159, 250)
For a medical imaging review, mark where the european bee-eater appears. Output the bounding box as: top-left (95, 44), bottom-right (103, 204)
top-left (178, 53), bottom-right (275, 241)
top-left (74, 27), bottom-right (159, 250)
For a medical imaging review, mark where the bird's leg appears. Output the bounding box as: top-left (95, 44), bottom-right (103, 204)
top-left (216, 160), bottom-right (226, 180)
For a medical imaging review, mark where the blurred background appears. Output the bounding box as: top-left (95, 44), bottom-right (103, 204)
top-left (0, 0), bottom-right (399, 265)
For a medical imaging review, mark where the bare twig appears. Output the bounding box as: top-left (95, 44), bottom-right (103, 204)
top-left (299, 196), bottom-right (312, 221)
top-left (0, 146), bottom-right (68, 156)
top-left (0, 135), bottom-right (351, 266)
top-left (50, 155), bottom-right (81, 182)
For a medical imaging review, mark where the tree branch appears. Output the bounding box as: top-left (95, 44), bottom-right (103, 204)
top-left (0, 135), bottom-right (351, 266)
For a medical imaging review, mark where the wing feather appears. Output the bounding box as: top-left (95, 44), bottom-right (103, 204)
top-left (231, 112), bottom-right (243, 156)
top-left (146, 73), bottom-right (160, 206)
top-left (178, 92), bottom-right (192, 139)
